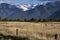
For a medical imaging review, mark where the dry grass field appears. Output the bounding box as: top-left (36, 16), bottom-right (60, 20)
top-left (0, 22), bottom-right (60, 40)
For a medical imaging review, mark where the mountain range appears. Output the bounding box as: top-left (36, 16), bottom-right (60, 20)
top-left (0, 1), bottom-right (60, 20)
top-left (48, 10), bottom-right (60, 20)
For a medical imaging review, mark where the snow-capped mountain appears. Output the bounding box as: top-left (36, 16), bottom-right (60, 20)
top-left (16, 1), bottom-right (51, 11)
top-left (0, 1), bottom-right (60, 20)
top-left (0, 3), bottom-right (26, 20)
top-left (17, 4), bottom-right (33, 11)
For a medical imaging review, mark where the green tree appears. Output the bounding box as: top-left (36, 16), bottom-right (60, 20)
top-left (24, 18), bottom-right (27, 22)
top-left (0, 17), bottom-right (2, 21)
top-left (43, 19), bottom-right (46, 22)
top-left (38, 19), bottom-right (46, 22)
top-left (38, 19), bottom-right (41, 22)
top-left (30, 18), bottom-right (36, 22)
top-left (3, 18), bottom-right (9, 21)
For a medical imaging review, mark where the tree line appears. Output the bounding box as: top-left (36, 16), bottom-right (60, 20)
top-left (0, 17), bottom-right (60, 22)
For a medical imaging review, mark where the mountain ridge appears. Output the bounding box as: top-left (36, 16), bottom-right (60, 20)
top-left (48, 9), bottom-right (60, 20)
top-left (0, 1), bottom-right (60, 20)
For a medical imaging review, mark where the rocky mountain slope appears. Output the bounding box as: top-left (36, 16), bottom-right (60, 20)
top-left (0, 1), bottom-right (60, 20)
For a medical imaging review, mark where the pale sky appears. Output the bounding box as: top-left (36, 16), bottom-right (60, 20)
top-left (0, 0), bottom-right (60, 5)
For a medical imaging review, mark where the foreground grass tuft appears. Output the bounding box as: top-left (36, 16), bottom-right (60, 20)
top-left (0, 33), bottom-right (29, 40)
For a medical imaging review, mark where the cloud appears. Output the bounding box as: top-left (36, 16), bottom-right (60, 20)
top-left (0, 0), bottom-right (60, 5)
top-left (0, 0), bottom-right (4, 3)
top-left (7, 0), bottom-right (11, 3)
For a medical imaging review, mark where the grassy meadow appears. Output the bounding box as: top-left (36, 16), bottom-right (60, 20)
top-left (0, 22), bottom-right (60, 40)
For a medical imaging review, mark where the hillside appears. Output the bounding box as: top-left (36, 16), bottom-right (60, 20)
top-left (48, 10), bottom-right (60, 19)
top-left (0, 1), bottom-right (60, 20)
top-left (0, 22), bottom-right (60, 40)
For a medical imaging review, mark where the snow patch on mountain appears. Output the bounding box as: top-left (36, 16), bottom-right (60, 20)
top-left (17, 4), bottom-right (38, 11)
top-left (16, 1), bottom-right (52, 11)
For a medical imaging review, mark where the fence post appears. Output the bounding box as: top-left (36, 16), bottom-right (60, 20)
top-left (55, 34), bottom-right (58, 40)
top-left (16, 29), bottom-right (18, 36)
top-left (57, 34), bottom-right (60, 40)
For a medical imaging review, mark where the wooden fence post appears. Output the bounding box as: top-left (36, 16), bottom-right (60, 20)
top-left (55, 34), bottom-right (58, 40)
top-left (16, 29), bottom-right (18, 36)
